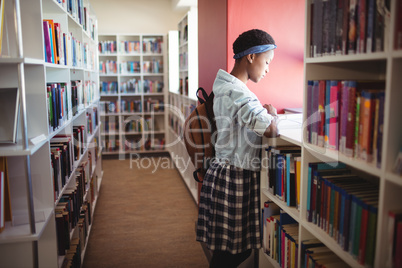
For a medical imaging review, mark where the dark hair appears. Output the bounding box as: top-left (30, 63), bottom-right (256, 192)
top-left (232, 29), bottom-right (275, 56)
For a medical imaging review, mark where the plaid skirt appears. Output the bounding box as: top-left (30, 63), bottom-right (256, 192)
top-left (196, 161), bottom-right (261, 254)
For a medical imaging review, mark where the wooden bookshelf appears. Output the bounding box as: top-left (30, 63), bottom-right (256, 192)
top-left (98, 33), bottom-right (168, 155)
top-left (259, 1), bottom-right (402, 267)
top-left (0, 0), bottom-right (103, 266)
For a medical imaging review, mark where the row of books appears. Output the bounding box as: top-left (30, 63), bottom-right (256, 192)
top-left (124, 120), bottom-right (143, 133)
top-left (100, 98), bottom-right (165, 114)
top-left (262, 201), bottom-right (349, 268)
top-left (310, 0), bottom-right (389, 57)
top-left (47, 80), bottom-right (88, 133)
top-left (122, 117), bottom-right (160, 133)
top-left (47, 83), bottom-right (69, 132)
top-left (99, 38), bottom-right (163, 54)
top-left (55, 162), bottom-right (91, 257)
top-left (387, 209), bottom-right (402, 268)
top-left (101, 79), bottom-right (164, 95)
top-left (120, 61), bottom-right (140, 74)
top-left (99, 40), bottom-right (117, 54)
top-left (55, 0), bottom-right (91, 34)
top-left (99, 60), bottom-right (117, 74)
top-left (86, 107), bottom-right (98, 135)
top-left (102, 137), bottom-right (166, 152)
top-left (142, 37), bottom-right (163, 54)
top-left (100, 81), bottom-right (118, 94)
top-left (83, 80), bottom-right (97, 106)
top-left (179, 77), bottom-right (189, 96)
top-left (300, 239), bottom-right (349, 268)
top-left (266, 146), bottom-right (302, 208)
top-left (179, 52), bottom-right (188, 70)
top-left (306, 162), bottom-right (378, 267)
top-left (0, 157), bottom-right (11, 233)
top-left (142, 59), bottom-right (163, 73)
top-left (102, 117), bottom-right (119, 133)
top-left (261, 204), bottom-right (300, 267)
top-left (306, 79), bottom-right (385, 167)
top-left (60, 238), bottom-right (82, 268)
top-left (103, 138), bottom-right (119, 152)
top-left (43, 19), bottom-right (94, 69)
top-left (125, 138), bottom-right (166, 151)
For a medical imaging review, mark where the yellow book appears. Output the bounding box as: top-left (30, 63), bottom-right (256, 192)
top-left (0, 0), bottom-right (5, 55)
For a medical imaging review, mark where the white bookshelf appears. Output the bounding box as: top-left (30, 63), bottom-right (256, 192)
top-left (166, 8), bottom-right (199, 204)
top-left (177, 7), bottom-right (198, 101)
top-left (259, 1), bottom-right (402, 267)
top-left (0, 0), bottom-right (103, 267)
top-left (98, 33), bottom-right (168, 155)
top-left (167, 92), bottom-right (198, 203)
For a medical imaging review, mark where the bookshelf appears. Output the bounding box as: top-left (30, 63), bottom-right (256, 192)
top-left (167, 92), bottom-right (198, 203)
top-left (166, 9), bottom-right (199, 203)
top-left (177, 7), bottom-right (198, 101)
top-left (98, 34), bottom-right (167, 155)
top-left (0, 0), bottom-right (102, 267)
top-left (259, 1), bottom-right (402, 267)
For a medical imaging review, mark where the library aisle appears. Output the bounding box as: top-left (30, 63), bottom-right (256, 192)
top-left (82, 157), bottom-right (208, 267)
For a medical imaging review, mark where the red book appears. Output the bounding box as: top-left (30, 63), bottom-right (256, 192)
top-left (345, 81), bottom-right (357, 157)
top-left (318, 80), bottom-right (326, 147)
top-left (357, 0), bottom-right (366, 53)
top-left (395, 222), bottom-right (402, 268)
top-left (328, 81), bottom-right (340, 150)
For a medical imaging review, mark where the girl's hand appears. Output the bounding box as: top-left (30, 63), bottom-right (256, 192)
top-left (263, 104), bottom-right (277, 116)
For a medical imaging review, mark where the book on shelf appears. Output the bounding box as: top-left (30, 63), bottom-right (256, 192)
top-left (386, 209), bottom-right (402, 268)
top-left (0, 88), bottom-right (20, 144)
top-left (396, 0), bottom-right (402, 49)
top-left (0, 157), bottom-right (12, 232)
top-left (0, 0), bottom-right (5, 56)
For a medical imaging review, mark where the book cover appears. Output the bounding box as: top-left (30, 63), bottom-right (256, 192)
top-left (324, 80), bottom-right (331, 148)
top-left (354, 94), bottom-right (361, 158)
top-left (0, 0), bottom-right (5, 56)
top-left (295, 156), bottom-right (302, 209)
top-left (342, 0), bottom-right (350, 54)
top-left (386, 209), bottom-right (402, 268)
top-left (307, 80), bottom-right (314, 143)
top-left (335, 0), bottom-right (346, 54)
top-left (312, 0), bottom-right (324, 57)
top-left (347, 0), bottom-right (358, 54)
top-left (356, 0), bottom-right (367, 53)
top-left (318, 80), bottom-right (326, 147)
top-left (395, 221), bottom-right (402, 268)
top-left (374, 0), bottom-right (385, 52)
top-left (345, 81), bottom-right (357, 157)
top-left (322, 0), bottom-right (331, 55)
top-left (328, 80), bottom-right (340, 150)
top-left (366, 0), bottom-right (376, 52)
top-left (43, 21), bottom-right (53, 63)
top-left (339, 81), bottom-right (349, 154)
top-left (396, 0), bottom-right (402, 49)
top-left (376, 91), bottom-right (385, 168)
top-left (311, 80), bottom-right (320, 145)
top-left (364, 203), bottom-right (378, 267)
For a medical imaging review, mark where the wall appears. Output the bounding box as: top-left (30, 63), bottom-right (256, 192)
top-left (227, 0), bottom-right (305, 113)
top-left (90, 0), bottom-right (187, 34)
top-left (198, 0), bottom-right (227, 93)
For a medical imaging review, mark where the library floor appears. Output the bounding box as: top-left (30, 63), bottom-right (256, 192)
top-left (82, 156), bottom-right (209, 267)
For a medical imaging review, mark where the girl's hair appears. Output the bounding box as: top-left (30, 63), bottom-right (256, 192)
top-left (233, 29), bottom-right (275, 56)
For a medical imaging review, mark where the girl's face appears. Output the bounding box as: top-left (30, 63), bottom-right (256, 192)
top-left (247, 50), bottom-right (274, 83)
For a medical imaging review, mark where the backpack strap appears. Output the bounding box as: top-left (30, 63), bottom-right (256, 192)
top-left (196, 87), bottom-right (209, 104)
top-left (193, 169), bottom-right (202, 182)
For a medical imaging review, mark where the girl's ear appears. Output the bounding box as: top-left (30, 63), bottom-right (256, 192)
top-left (246, 53), bottom-right (254, 63)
